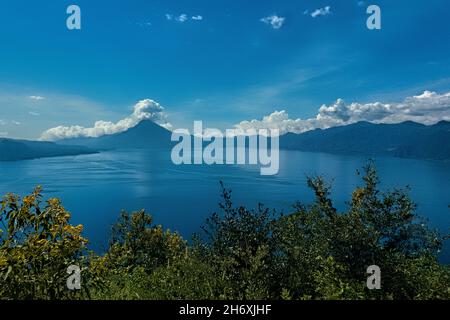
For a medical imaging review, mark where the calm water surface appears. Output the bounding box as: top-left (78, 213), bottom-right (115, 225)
top-left (0, 149), bottom-right (449, 261)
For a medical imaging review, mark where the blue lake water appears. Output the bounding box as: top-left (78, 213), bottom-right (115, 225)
top-left (0, 149), bottom-right (449, 262)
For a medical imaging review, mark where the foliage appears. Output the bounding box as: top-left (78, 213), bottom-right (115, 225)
top-left (0, 187), bottom-right (89, 299)
top-left (0, 162), bottom-right (449, 300)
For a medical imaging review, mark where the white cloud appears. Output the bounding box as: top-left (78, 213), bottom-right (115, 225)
top-left (29, 111), bottom-right (40, 116)
top-left (0, 88), bottom-right (118, 140)
top-left (0, 131), bottom-right (8, 137)
top-left (12, 120), bottom-right (21, 125)
top-left (29, 95), bottom-right (45, 100)
top-left (41, 99), bottom-right (172, 141)
top-left (234, 91), bottom-right (450, 135)
top-left (175, 14), bottom-right (188, 23)
top-left (236, 110), bottom-right (315, 135)
top-left (166, 13), bottom-right (203, 23)
top-left (310, 6), bottom-right (332, 18)
top-left (136, 21), bottom-right (152, 27)
top-left (260, 15), bottom-right (285, 29)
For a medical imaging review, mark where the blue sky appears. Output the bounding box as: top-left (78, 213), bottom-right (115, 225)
top-left (1, 0), bottom-right (450, 139)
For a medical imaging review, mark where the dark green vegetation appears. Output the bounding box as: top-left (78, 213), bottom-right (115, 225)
top-left (0, 163), bottom-right (449, 300)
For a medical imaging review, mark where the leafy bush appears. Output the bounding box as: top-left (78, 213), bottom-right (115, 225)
top-left (0, 187), bottom-right (89, 299)
top-left (1, 162), bottom-right (449, 300)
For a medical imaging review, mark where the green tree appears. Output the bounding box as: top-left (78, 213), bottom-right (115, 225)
top-left (0, 187), bottom-right (89, 299)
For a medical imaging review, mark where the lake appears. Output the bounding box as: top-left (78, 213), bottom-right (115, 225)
top-left (0, 149), bottom-right (449, 262)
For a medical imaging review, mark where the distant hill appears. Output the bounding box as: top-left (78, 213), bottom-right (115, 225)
top-left (4, 120), bottom-right (449, 162)
top-left (280, 121), bottom-right (450, 160)
top-left (0, 139), bottom-right (97, 161)
top-left (58, 120), bottom-right (172, 149)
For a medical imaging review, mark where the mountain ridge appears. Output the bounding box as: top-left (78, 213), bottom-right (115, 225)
top-left (2, 120), bottom-right (449, 161)
top-left (279, 120), bottom-right (450, 160)
top-left (57, 120), bottom-right (172, 149)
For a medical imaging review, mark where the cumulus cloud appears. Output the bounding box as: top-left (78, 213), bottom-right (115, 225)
top-left (41, 99), bottom-right (172, 141)
top-left (234, 91), bottom-right (450, 135)
top-left (176, 14), bottom-right (188, 23)
top-left (260, 15), bottom-right (285, 29)
top-left (29, 95), bottom-right (45, 100)
top-left (192, 15), bottom-right (203, 21)
top-left (310, 6), bottom-right (332, 18)
top-left (236, 111), bottom-right (314, 135)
